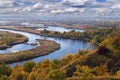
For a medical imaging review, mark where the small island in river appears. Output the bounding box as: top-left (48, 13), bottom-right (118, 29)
top-left (0, 31), bottom-right (28, 50)
top-left (0, 39), bottom-right (60, 63)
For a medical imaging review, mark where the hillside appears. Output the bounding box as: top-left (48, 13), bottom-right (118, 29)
top-left (0, 28), bottom-right (120, 80)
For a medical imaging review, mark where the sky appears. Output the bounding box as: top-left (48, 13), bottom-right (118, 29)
top-left (0, 0), bottom-right (120, 16)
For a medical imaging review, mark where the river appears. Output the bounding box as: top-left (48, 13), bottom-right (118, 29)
top-left (0, 28), bottom-right (94, 66)
top-left (36, 26), bottom-right (84, 33)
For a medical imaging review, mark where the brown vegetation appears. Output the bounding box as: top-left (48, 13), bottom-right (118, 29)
top-left (0, 31), bottom-right (28, 50)
top-left (0, 39), bottom-right (60, 63)
top-left (1, 26), bottom-right (120, 80)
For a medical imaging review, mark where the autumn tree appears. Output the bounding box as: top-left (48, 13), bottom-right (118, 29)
top-left (28, 72), bottom-right (40, 80)
top-left (49, 59), bottom-right (60, 70)
top-left (23, 61), bottom-right (36, 73)
top-left (46, 69), bottom-right (66, 80)
top-left (0, 63), bottom-right (12, 77)
top-left (0, 75), bottom-right (9, 80)
top-left (73, 66), bottom-right (96, 80)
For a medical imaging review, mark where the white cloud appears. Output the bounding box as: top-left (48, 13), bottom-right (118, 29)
top-left (0, 0), bottom-right (14, 7)
top-left (112, 4), bottom-right (120, 9)
top-left (62, 0), bottom-right (88, 4)
top-left (51, 7), bottom-right (78, 14)
top-left (0, 0), bottom-right (120, 16)
top-left (33, 3), bottom-right (42, 9)
top-left (44, 4), bottom-right (51, 8)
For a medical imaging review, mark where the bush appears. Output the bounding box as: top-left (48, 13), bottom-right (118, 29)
top-left (96, 46), bottom-right (110, 55)
top-left (46, 69), bottom-right (66, 80)
top-left (28, 72), bottom-right (40, 80)
top-left (0, 75), bottom-right (9, 80)
top-left (23, 61), bottom-right (36, 73)
top-left (14, 71), bottom-right (27, 80)
top-left (0, 63), bottom-right (12, 77)
top-left (80, 53), bottom-right (109, 67)
top-left (73, 66), bottom-right (96, 80)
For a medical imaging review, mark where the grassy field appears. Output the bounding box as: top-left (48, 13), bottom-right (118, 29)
top-left (0, 31), bottom-right (28, 50)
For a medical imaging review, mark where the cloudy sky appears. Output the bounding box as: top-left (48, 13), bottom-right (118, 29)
top-left (0, 0), bottom-right (120, 16)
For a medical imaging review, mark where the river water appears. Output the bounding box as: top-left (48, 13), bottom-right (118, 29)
top-left (0, 28), bottom-right (94, 66)
top-left (36, 26), bottom-right (84, 33)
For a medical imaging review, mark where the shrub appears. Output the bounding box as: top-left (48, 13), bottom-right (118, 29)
top-left (28, 72), bottom-right (40, 80)
top-left (96, 46), bottom-right (110, 55)
top-left (46, 69), bottom-right (66, 80)
top-left (23, 61), bottom-right (36, 73)
top-left (0, 63), bottom-right (12, 77)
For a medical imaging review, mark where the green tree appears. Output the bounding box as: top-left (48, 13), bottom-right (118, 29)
top-left (49, 59), bottom-right (59, 70)
top-left (23, 61), bottom-right (36, 73)
top-left (15, 71), bottom-right (27, 80)
top-left (0, 63), bottom-right (12, 77)
top-left (0, 75), bottom-right (9, 80)
top-left (28, 72), bottom-right (40, 80)
top-left (46, 69), bottom-right (66, 80)
top-left (73, 66), bottom-right (96, 80)
top-left (92, 35), bottom-right (101, 45)
top-left (101, 35), bottom-right (120, 57)
top-left (10, 65), bottom-right (27, 80)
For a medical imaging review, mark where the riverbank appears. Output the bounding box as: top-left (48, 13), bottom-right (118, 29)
top-left (0, 27), bottom-right (93, 65)
top-left (0, 31), bottom-right (28, 50)
top-left (0, 39), bottom-right (60, 63)
top-left (0, 26), bottom-right (89, 41)
top-left (0, 26), bottom-right (112, 46)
